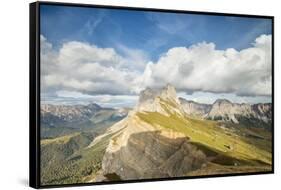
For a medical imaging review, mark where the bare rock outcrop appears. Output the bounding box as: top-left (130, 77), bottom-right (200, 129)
top-left (101, 117), bottom-right (206, 180)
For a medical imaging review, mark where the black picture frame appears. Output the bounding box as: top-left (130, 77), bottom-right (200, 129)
top-left (30, 1), bottom-right (274, 189)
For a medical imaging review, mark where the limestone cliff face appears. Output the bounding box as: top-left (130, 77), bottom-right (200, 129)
top-left (207, 99), bottom-right (272, 124)
top-left (101, 115), bottom-right (206, 180)
top-left (99, 84), bottom-right (206, 180)
top-left (136, 84), bottom-right (184, 117)
top-left (179, 98), bottom-right (272, 125)
top-left (179, 98), bottom-right (211, 117)
top-left (98, 84), bottom-right (272, 181)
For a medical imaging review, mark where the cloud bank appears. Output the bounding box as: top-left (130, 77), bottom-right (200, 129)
top-left (41, 34), bottom-right (272, 97)
top-left (136, 34), bottom-right (271, 96)
top-left (41, 35), bottom-right (142, 95)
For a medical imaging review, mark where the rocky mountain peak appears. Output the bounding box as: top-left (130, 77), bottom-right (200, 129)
top-left (136, 84), bottom-right (182, 116)
top-left (179, 98), bottom-right (212, 117)
top-left (87, 102), bottom-right (101, 109)
top-left (138, 87), bottom-right (160, 104)
top-left (138, 84), bottom-right (178, 104)
top-left (213, 99), bottom-right (232, 105)
top-left (160, 83), bottom-right (178, 102)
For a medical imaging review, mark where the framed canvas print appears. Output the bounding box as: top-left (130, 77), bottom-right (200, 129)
top-left (29, 1), bottom-right (274, 189)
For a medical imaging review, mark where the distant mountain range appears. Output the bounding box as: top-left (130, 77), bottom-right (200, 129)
top-left (41, 103), bottom-right (129, 138)
top-left (180, 98), bottom-right (272, 128)
top-left (40, 84), bottom-right (272, 185)
top-left (41, 103), bottom-right (101, 125)
top-left (41, 88), bottom-right (272, 132)
top-left (136, 84), bottom-right (272, 127)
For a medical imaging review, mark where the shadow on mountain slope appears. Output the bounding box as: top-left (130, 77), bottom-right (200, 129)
top-left (101, 130), bottom-right (207, 180)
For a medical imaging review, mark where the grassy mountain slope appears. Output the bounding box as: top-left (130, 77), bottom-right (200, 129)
top-left (134, 97), bottom-right (271, 175)
top-left (137, 112), bottom-right (271, 164)
top-left (40, 131), bottom-right (113, 185)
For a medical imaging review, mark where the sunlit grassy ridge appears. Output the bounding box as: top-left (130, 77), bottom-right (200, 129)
top-left (41, 132), bottom-right (81, 145)
top-left (136, 110), bottom-right (271, 165)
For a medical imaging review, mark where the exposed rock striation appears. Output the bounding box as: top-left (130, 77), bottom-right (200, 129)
top-left (179, 98), bottom-right (211, 117)
top-left (98, 84), bottom-right (272, 181)
top-left (207, 99), bottom-right (272, 125)
top-left (101, 114), bottom-right (206, 180)
top-left (100, 84), bottom-right (206, 180)
top-left (180, 98), bottom-right (272, 125)
top-left (136, 84), bottom-right (184, 116)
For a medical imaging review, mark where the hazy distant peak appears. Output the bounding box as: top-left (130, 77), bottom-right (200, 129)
top-left (179, 98), bottom-right (212, 116)
top-left (86, 103), bottom-right (102, 109)
top-left (163, 83), bottom-right (176, 92)
top-left (160, 83), bottom-right (178, 101)
top-left (139, 88), bottom-right (160, 104)
top-left (213, 99), bottom-right (232, 105)
top-left (179, 98), bottom-right (209, 105)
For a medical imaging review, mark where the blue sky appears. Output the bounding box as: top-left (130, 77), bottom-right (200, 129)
top-left (40, 4), bottom-right (272, 107)
top-left (40, 5), bottom-right (271, 61)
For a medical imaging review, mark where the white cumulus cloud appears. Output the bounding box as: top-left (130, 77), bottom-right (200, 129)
top-left (41, 35), bottom-right (143, 95)
top-left (41, 34), bottom-right (272, 98)
top-left (136, 34), bottom-right (272, 96)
